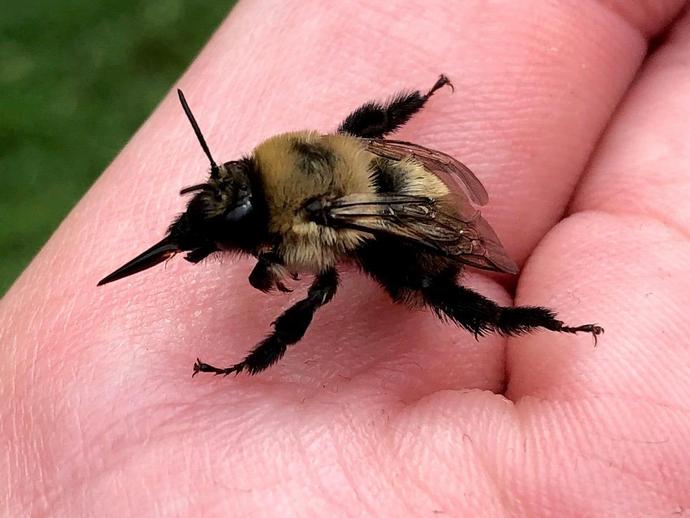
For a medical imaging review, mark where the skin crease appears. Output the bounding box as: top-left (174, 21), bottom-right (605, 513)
top-left (2, 0), bottom-right (690, 515)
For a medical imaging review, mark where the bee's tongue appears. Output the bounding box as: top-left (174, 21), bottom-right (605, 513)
top-left (97, 235), bottom-right (180, 286)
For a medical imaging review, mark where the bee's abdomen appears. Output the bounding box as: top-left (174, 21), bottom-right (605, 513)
top-left (371, 156), bottom-right (449, 199)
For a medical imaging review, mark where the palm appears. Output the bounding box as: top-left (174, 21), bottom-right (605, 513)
top-left (3, 1), bottom-right (689, 515)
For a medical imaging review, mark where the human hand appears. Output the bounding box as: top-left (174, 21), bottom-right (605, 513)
top-left (2, 1), bottom-right (689, 515)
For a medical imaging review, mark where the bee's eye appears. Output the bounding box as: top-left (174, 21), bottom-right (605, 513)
top-left (224, 196), bottom-right (252, 223)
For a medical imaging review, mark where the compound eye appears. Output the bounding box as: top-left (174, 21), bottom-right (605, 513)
top-left (224, 196), bottom-right (252, 222)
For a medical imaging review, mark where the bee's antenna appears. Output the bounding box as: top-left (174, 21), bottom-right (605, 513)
top-left (179, 183), bottom-right (213, 195)
top-left (177, 89), bottom-right (219, 178)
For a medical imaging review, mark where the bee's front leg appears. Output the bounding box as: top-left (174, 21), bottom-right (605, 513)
top-left (248, 251), bottom-right (293, 293)
top-left (194, 268), bottom-right (339, 376)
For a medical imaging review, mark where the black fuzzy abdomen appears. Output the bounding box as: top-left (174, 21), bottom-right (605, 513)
top-left (356, 236), bottom-right (458, 306)
top-left (357, 157), bottom-right (459, 304)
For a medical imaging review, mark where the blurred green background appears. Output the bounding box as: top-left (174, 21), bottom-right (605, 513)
top-left (0, 0), bottom-right (235, 295)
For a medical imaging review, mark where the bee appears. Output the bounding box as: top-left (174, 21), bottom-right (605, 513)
top-left (98, 75), bottom-right (603, 376)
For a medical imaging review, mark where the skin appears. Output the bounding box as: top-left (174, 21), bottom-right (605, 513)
top-left (2, 0), bottom-right (690, 515)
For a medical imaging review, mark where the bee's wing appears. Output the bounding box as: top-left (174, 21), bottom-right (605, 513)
top-left (327, 194), bottom-right (518, 274)
top-left (366, 139), bottom-right (489, 206)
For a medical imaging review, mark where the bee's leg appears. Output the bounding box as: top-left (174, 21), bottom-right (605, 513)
top-left (183, 244), bottom-right (217, 264)
top-left (338, 74), bottom-right (453, 138)
top-left (193, 269), bottom-right (339, 376)
top-left (249, 252), bottom-right (292, 293)
top-left (422, 275), bottom-right (604, 341)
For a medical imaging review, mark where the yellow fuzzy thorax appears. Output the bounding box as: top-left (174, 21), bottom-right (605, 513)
top-left (253, 131), bottom-right (449, 273)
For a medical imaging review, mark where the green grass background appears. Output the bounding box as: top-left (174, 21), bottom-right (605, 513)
top-left (1, 0), bottom-right (235, 295)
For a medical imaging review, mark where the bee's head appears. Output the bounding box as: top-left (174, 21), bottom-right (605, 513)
top-left (97, 90), bottom-right (262, 286)
top-left (172, 158), bottom-right (258, 254)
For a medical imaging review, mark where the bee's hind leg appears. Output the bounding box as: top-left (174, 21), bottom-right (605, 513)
top-left (421, 272), bottom-right (603, 341)
top-left (193, 269), bottom-right (339, 377)
top-left (337, 74), bottom-right (453, 138)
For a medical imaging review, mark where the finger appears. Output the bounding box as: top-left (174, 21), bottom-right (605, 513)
top-left (508, 8), bottom-right (690, 401)
top-left (572, 14), bottom-right (690, 238)
top-left (503, 11), bottom-right (690, 509)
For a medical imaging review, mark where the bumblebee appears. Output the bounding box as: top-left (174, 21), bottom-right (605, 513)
top-left (99, 75), bottom-right (603, 376)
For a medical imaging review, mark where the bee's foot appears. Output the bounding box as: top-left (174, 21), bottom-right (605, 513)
top-left (192, 358), bottom-right (245, 377)
top-left (562, 324), bottom-right (605, 346)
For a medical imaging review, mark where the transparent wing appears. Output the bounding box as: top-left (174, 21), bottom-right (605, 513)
top-left (366, 138), bottom-right (489, 206)
top-left (327, 194), bottom-right (518, 274)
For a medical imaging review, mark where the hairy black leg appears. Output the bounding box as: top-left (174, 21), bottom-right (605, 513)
top-left (248, 251), bottom-right (292, 293)
top-left (338, 74), bottom-right (453, 138)
top-left (193, 269), bottom-right (339, 376)
top-left (422, 277), bottom-right (604, 341)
